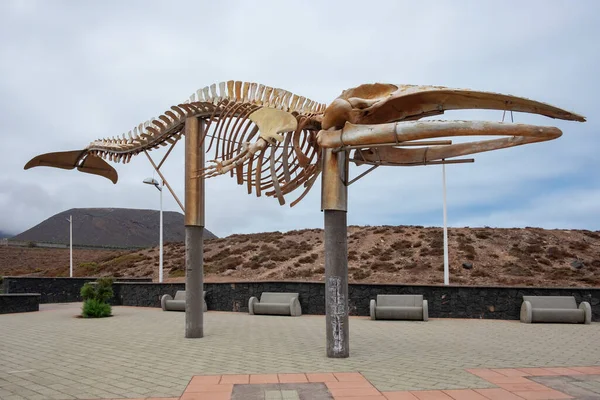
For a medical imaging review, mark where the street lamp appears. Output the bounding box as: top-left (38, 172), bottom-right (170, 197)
top-left (65, 215), bottom-right (73, 277)
top-left (442, 163), bottom-right (449, 286)
top-left (143, 177), bottom-right (164, 283)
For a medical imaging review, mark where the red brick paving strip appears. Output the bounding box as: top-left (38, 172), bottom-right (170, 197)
top-left (132, 366), bottom-right (600, 400)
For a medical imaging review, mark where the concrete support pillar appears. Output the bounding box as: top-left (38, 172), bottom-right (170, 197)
top-left (184, 117), bottom-right (205, 338)
top-left (321, 148), bottom-right (349, 358)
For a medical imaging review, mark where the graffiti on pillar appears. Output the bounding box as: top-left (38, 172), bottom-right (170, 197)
top-left (327, 276), bottom-right (346, 354)
top-left (25, 81), bottom-right (584, 208)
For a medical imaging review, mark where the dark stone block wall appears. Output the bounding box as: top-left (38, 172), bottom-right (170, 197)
top-left (117, 281), bottom-right (600, 322)
top-left (347, 284), bottom-right (600, 321)
top-left (0, 294), bottom-right (40, 314)
top-left (2, 277), bottom-right (152, 303)
top-left (116, 283), bottom-right (185, 307)
top-left (4, 277), bottom-right (599, 321)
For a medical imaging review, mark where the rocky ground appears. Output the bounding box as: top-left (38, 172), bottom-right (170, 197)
top-left (1, 225), bottom-right (599, 287)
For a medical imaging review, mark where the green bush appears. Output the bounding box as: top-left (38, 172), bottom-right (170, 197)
top-left (80, 278), bottom-right (113, 318)
top-left (80, 278), bottom-right (113, 302)
top-left (82, 299), bottom-right (112, 318)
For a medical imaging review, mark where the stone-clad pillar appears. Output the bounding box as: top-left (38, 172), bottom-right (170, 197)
top-left (321, 148), bottom-right (349, 358)
top-left (184, 117), bottom-right (205, 338)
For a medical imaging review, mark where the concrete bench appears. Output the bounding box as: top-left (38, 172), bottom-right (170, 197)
top-left (370, 294), bottom-right (428, 321)
top-left (161, 290), bottom-right (207, 312)
top-left (0, 293), bottom-right (40, 314)
top-left (520, 296), bottom-right (591, 324)
top-left (248, 292), bottom-right (302, 316)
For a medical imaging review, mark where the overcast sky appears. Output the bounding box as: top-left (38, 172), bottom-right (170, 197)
top-left (0, 0), bottom-right (598, 238)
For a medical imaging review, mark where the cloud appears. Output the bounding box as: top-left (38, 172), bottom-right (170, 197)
top-left (0, 0), bottom-right (598, 237)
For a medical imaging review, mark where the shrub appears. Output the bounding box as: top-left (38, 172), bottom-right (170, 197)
top-left (525, 244), bottom-right (544, 254)
top-left (546, 246), bottom-right (574, 260)
top-left (80, 278), bottom-right (113, 318)
top-left (471, 269), bottom-right (491, 278)
top-left (370, 261), bottom-right (397, 272)
top-left (391, 240), bottom-right (411, 251)
top-left (82, 299), bottom-right (112, 318)
top-left (352, 269), bottom-right (371, 280)
top-left (368, 247), bottom-right (382, 256)
top-left (169, 268), bottom-right (185, 277)
top-left (263, 262), bottom-right (277, 269)
top-left (568, 241), bottom-right (590, 251)
top-left (298, 253), bottom-right (318, 264)
top-left (379, 252), bottom-right (393, 262)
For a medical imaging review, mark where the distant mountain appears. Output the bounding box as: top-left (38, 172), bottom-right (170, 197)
top-left (12, 208), bottom-right (217, 248)
top-left (0, 230), bottom-right (13, 239)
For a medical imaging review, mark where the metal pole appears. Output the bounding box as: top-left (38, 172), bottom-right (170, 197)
top-left (184, 117), bottom-right (204, 338)
top-left (442, 163), bottom-right (449, 285)
top-left (321, 148), bottom-right (349, 358)
top-left (159, 181), bottom-right (163, 283)
top-left (69, 215), bottom-right (73, 278)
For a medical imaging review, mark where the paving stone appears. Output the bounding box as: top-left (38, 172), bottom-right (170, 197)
top-left (1, 306), bottom-right (600, 398)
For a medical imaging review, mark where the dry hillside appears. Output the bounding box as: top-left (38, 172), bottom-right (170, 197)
top-left (2, 226), bottom-right (599, 287)
top-left (11, 208), bottom-right (216, 248)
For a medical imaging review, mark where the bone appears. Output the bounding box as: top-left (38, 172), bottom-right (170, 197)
top-left (210, 84), bottom-right (218, 103)
top-left (282, 91), bottom-right (292, 111)
top-left (235, 81), bottom-right (242, 101)
top-left (256, 84), bottom-right (266, 105)
top-left (171, 106), bottom-right (186, 118)
top-left (71, 80), bottom-right (577, 210)
top-left (219, 82), bottom-right (227, 100)
top-left (273, 89), bottom-right (285, 109)
top-left (242, 82), bottom-right (250, 102)
top-left (226, 80), bottom-right (235, 100)
top-left (159, 115), bottom-right (172, 127)
top-left (196, 88), bottom-right (205, 102)
top-left (290, 94), bottom-right (300, 111)
top-left (263, 86), bottom-right (274, 106)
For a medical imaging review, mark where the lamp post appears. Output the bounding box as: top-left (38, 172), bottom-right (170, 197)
top-left (442, 163), bottom-right (449, 285)
top-left (143, 177), bottom-right (164, 283)
top-left (66, 215), bottom-right (73, 277)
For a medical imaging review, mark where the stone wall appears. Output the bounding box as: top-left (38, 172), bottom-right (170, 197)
top-left (116, 283), bottom-right (185, 307)
top-left (347, 284), bottom-right (600, 321)
top-left (4, 277), bottom-right (599, 321)
top-left (118, 281), bottom-right (600, 322)
top-left (2, 277), bottom-right (152, 304)
top-left (0, 294), bottom-right (40, 314)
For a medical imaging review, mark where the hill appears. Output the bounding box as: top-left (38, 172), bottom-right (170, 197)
top-left (2, 225), bottom-right (599, 287)
top-left (11, 208), bottom-right (217, 248)
top-left (0, 230), bottom-right (12, 239)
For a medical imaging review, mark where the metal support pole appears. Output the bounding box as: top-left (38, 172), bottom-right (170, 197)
top-left (321, 148), bottom-right (349, 358)
top-left (69, 215), bottom-right (73, 278)
top-left (184, 117), bottom-right (205, 338)
top-left (442, 163), bottom-right (449, 285)
top-left (159, 181), bottom-right (163, 283)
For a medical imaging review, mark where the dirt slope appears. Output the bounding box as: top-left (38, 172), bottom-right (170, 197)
top-left (2, 225), bottom-right (599, 287)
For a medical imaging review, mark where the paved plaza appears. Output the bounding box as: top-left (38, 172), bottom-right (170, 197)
top-left (0, 304), bottom-right (599, 399)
